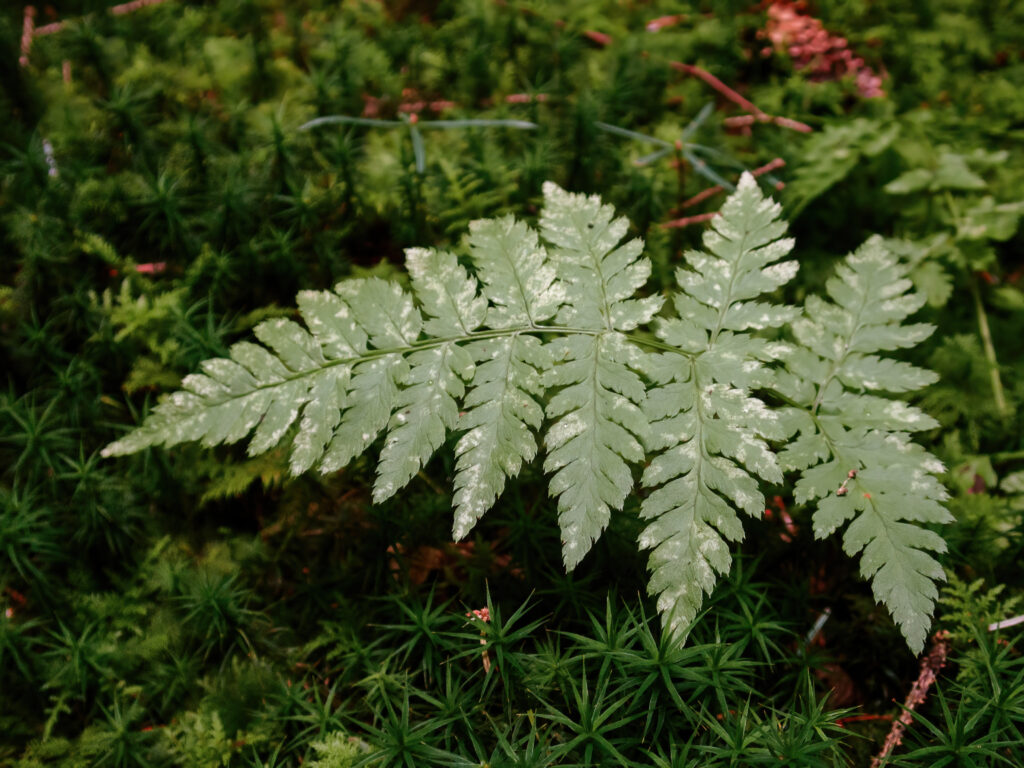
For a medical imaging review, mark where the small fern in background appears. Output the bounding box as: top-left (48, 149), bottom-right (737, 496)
top-left (103, 174), bottom-right (950, 651)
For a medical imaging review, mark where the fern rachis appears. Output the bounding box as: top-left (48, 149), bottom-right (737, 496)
top-left (103, 174), bottom-right (950, 652)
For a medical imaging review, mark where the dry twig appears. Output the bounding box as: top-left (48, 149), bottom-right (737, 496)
top-left (871, 631), bottom-right (951, 768)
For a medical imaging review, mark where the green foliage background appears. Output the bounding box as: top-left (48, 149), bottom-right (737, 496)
top-left (2, 0), bottom-right (1024, 765)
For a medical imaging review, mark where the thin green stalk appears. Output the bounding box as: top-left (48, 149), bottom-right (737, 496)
top-left (992, 448), bottom-right (1024, 463)
top-left (945, 191), bottom-right (1010, 417)
top-left (968, 271), bottom-right (1009, 416)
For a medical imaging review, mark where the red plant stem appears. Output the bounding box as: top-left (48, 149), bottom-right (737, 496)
top-left (754, 156), bottom-right (787, 175)
top-left (505, 93), bottom-right (549, 103)
top-left (397, 100), bottom-right (455, 114)
top-left (24, 0), bottom-right (170, 53)
top-left (33, 21), bottom-right (66, 37)
top-left (723, 115), bottom-right (757, 128)
top-left (661, 211), bottom-right (719, 230)
top-left (725, 113), bottom-right (813, 133)
top-left (771, 115), bottom-right (813, 133)
top-left (19, 6), bottom-right (35, 67)
top-left (646, 14), bottom-right (687, 32)
top-left (670, 61), bottom-right (768, 118)
top-left (674, 158), bottom-right (786, 211)
top-left (870, 632), bottom-right (951, 768)
top-left (111, 0), bottom-right (171, 15)
top-left (678, 184), bottom-right (723, 210)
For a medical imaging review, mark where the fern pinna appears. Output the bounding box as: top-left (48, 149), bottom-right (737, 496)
top-left (103, 174), bottom-right (950, 652)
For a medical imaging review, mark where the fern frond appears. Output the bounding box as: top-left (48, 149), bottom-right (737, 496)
top-left (640, 173), bottom-right (798, 640)
top-left (777, 237), bottom-right (952, 653)
top-left (102, 177), bottom-right (952, 651)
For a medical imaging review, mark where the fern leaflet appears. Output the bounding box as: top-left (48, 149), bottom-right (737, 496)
top-left (640, 174), bottom-right (798, 639)
top-left (776, 238), bottom-right (952, 653)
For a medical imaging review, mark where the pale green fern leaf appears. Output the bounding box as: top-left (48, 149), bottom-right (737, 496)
top-left (449, 216), bottom-right (564, 537)
top-left (453, 334), bottom-right (551, 538)
top-left (337, 278), bottom-right (422, 348)
top-left (369, 248), bottom-right (485, 501)
top-left (290, 367), bottom-right (349, 475)
top-left (288, 289), bottom-right (367, 474)
top-left (539, 182), bottom-right (663, 331)
top-left (319, 355), bottom-right (407, 474)
top-left (538, 183), bottom-right (661, 567)
top-left (467, 216), bottom-right (562, 327)
top-left (102, 178), bottom-right (952, 652)
top-left (295, 288), bottom-right (368, 359)
top-left (373, 343), bottom-right (474, 502)
top-left (405, 248), bottom-right (487, 336)
top-left (544, 331), bottom-right (648, 569)
top-left (778, 237), bottom-right (952, 653)
top-left (102, 340), bottom-right (298, 457)
top-left (640, 173), bottom-right (798, 640)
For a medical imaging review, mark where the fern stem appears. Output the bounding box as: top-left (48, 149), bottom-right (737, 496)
top-left (188, 324), bottom-right (697, 406)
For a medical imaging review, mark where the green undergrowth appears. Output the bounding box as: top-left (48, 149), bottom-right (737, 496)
top-left (2, 0), bottom-right (1024, 765)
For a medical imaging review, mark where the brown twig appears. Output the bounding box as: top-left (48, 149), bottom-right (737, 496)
top-left (870, 631), bottom-right (951, 768)
top-left (32, 21), bottom-right (66, 37)
top-left (646, 15), bottom-right (687, 32)
top-left (583, 30), bottom-right (613, 46)
top-left (772, 115), bottom-right (814, 132)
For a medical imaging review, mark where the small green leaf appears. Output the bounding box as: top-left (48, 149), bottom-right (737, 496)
top-left (931, 153), bottom-right (986, 191)
top-left (884, 168), bottom-right (933, 195)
